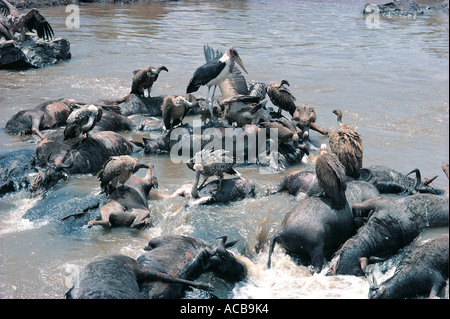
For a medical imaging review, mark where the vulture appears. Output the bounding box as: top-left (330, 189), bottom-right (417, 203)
top-left (188, 149), bottom-right (241, 197)
top-left (265, 79), bottom-right (297, 116)
top-left (315, 146), bottom-right (347, 210)
top-left (0, 0), bottom-right (54, 41)
top-left (161, 95), bottom-right (199, 130)
top-left (0, 16), bottom-right (12, 40)
top-left (328, 109), bottom-right (363, 179)
top-left (98, 155), bottom-right (149, 196)
top-left (130, 65), bottom-right (168, 97)
top-left (64, 104), bottom-right (102, 141)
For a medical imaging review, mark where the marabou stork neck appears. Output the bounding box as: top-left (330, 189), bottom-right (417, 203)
top-left (186, 46), bottom-right (248, 122)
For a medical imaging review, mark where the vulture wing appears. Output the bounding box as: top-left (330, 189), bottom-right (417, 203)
top-left (23, 9), bottom-right (54, 40)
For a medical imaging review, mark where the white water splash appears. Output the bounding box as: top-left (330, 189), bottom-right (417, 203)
top-left (0, 192), bottom-right (47, 236)
top-left (232, 247), bottom-right (370, 299)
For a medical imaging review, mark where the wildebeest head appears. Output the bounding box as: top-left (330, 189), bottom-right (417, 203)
top-left (28, 153), bottom-right (74, 194)
top-left (202, 236), bottom-right (247, 282)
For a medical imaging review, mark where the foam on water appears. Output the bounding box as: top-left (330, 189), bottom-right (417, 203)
top-left (232, 247), bottom-right (370, 299)
top-left (0, 192), bottom-right (47, 236)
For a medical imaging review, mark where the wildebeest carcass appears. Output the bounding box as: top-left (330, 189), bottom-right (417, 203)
top-left (330, 194), bottom-right (449, 276)
top-left (88, 163), bottom-right (158, 228)
top-left (65, 255), bottom-right (213, 299)
top-left (137, 235), bottom-right (247, 299)
top-left (267, 179), bottom-right (380, 273)
top-left (367, 233), bottom-right (449, 299)
top-left (29, 130), bottom-right (134, 193)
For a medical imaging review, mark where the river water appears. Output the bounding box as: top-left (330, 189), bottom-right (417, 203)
top-left (0, 0), bottom-right (448, 299)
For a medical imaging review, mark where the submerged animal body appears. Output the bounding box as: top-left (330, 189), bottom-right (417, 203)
top-left (88, 163), bottom-right (158, 228)
top-left (268, 180), bottom-right (380, 273)
top-left (65, 254), bottom-right (212, 299)
top-left (30, 131), bottom-right (134, 193)
top-left (5, 98), bottom-right (75, 138)
top-left (137, 235), bottom-right (247, 299)
top-left (331, 194), bottom-right (449, 276)
top-left (368, 233), bottom-right (449, 299)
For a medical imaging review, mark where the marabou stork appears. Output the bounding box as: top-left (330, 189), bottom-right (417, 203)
top-left (315, 145), bottom-right (347, 210)
top-left (64, 104), bottom-right (102, 141)
top-left (0, 0), bottom-right (54, 41)
top-left (98, 155), bottom-right (149, 196)
top-left (199, 44), bottom-right (268, 126)
top-left (130, 65), bottom-right (168, 97)
top-left (328, 109), bottom-right (363, 179)
top-left (186, 46), bottom-right (248, 122)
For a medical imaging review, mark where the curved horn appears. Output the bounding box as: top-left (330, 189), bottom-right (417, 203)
top-left (359, 168), bottom-right (373, 182)
top-left (405, 168), bottom-right (421, 189)
top-left (216, 236), bottom-right (228, 247)
top-left (56, 152), bottom-right (74, 170)
top-left (360, 257), bottom-right (379, 290)
top-left (45, 152), bottom-right (55, 168)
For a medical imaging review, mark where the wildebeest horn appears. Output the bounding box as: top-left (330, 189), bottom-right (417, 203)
top-left (56, 152), bottom-right (74, 170)
top-left (216, 236), bottom-right (239, 249)
top-left (360, 257), bottom-right (379, 290)
top-left (359, 168), bottom-right (373, 182)
top-left (45, 152), bottom-right (54, 168)
top-left (405, 168), bottom-right (421, 189)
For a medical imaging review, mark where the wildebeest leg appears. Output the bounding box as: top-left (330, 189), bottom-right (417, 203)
top-left (428, 275), bottom-right (446, 299)
top-left (87, 204), bottom-right (117, 228)
top-left (130, 209), bottom-right (151, 228)
top-left (267, 234), bottom-right (282, 269)
top-left (136, 266), bottom-right (213, 291)
top-left (310, 243), bottom-right (325, 274)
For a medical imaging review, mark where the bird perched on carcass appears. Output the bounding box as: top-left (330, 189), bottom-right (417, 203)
top-left (64, 104), bottom-right (102, 141)
top-left (265, 79), bottom-right (297, 116)
top-left (187, 149), bottom-right (242, 197)
top-left (98, 155), bottom-right (149, 196)
top-left (0, 0), bottom-right (54, 41)
top-left (186, 46), bottom-right (248, 122)
top-left (130, 65), bottom-right (168, 97)
top-left (161, 95), bottom-right (199, 130)
top-left (328, 109), bottom-right (363, 179)
top-left (315, 145), bottom-right (347, 210)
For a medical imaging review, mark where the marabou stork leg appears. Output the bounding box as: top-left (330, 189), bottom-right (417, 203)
top-left (209, 85), bottom-right (217, 122)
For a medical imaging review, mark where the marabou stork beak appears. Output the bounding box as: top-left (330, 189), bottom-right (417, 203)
top-left (234, 54), bottom-right (248, 74)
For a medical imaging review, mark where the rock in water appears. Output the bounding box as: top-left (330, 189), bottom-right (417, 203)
top-left (0, 34), bottom-right (71, 69)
